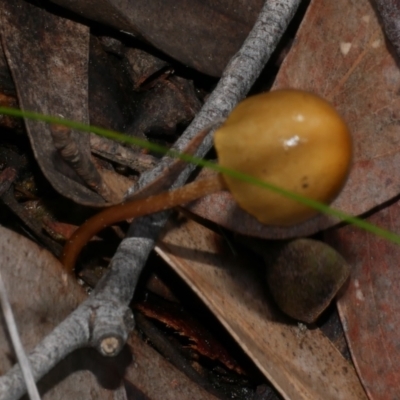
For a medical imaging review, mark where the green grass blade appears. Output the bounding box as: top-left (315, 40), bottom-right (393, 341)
top-left (1, 106), bottom-right (399, 245)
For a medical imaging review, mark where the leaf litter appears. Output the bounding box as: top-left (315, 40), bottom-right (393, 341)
top-left (0, 0), bottom-right (396, 397)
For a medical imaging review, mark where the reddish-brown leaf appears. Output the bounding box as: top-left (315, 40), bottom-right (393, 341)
top-left (134, 294), bottom-right (244, 375)
top-left (327, 200), bottom-right (400, 400)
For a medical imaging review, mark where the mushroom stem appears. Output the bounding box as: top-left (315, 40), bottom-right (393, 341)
top-left (61, 174), bottom-right (226, 273)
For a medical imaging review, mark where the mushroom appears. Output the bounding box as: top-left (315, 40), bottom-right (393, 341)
top-left (264, 238), bottom-right (350, 323)
top-left (242, 236), bottom-right (350, 323)
top-left (61, 89), bottom-right (352, 273)
top-left (214, 89), bottom-right (352, 225)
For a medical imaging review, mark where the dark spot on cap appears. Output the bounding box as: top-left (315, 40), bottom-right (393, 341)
top-left (301, 176), bottom-right (309, 189)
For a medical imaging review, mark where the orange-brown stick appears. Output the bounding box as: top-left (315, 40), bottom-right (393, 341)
top-left (61, 175), bottom-right (225, 273)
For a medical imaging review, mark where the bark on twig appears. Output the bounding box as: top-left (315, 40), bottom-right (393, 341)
top-left (0, 1), bottom-right (302, 398)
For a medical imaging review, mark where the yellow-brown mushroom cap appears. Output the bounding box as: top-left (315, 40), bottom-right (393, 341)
top-left (214, 89), bottom-right (352, 226)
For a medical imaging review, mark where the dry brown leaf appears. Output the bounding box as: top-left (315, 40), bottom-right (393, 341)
top-left (190, 0), bottom-right (400, 239)
top-left (156, 215), bottom-right (367, 400)
top-left (125, 331), bottom-right (218, 400)
top-left (0, 0), bottom-right (123, 206)
top-left (50, 0), bottom-right (264, 76)
top-left (0, 226), bottom-right (125, 399)
top-left (126, 76), bottom-right (201, 140)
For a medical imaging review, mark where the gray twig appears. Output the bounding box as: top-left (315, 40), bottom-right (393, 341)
top-left (0, 1), bottom-right (302, 398)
